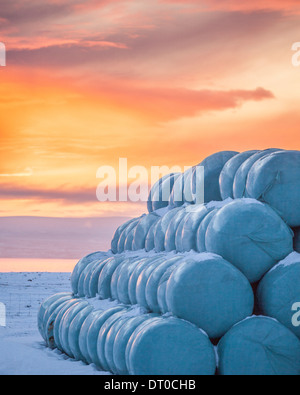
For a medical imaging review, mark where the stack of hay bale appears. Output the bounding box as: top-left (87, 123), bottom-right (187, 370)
top-left (39, 149), bottom-right (300, 375)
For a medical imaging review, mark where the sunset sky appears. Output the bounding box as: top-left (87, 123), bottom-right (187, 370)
top-left (1, 0), bottom-right (300, 264)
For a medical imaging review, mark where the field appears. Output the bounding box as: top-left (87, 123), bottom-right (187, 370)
top-left (0, 272), bottom-right (110, 375)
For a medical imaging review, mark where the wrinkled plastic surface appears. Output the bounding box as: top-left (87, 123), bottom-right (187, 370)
top-left (206, 199), bottom-right (294, 283)
top-left (38, 292), bottom-right (72, 339)
top-left (196, 209), bottom-right (218, 252)
top-left (233, 149), bottom-right (282, 199)
top-left (169, 173), bottom-right (185, 208)
top-left (132, 213), bottom-right (160, 251)
top-left (59, 301), bottom-right (89, 358)
top-left (113, 315), bottom-right (155, 375)
top-left (98, 257), bottom-right (124, 299)
top-left (148, 173), bottom-right (180, 212)
top-left (128, 256), bottom-right (163, 305)
top-left (127, 317), bottom-right (216, 375)
top-left (154, 208), bottom-right (182, 252)
top-left (257, 254), bottom-right (300, 338)
top-left (145, 221), bottom-right (159, 252)
top-left (191, 151), bottom-right (239, 203)
top-left (87, 307), bottom-right (124, 368)
top-left (136, 256), bottom-right (166, 308)
top-left (246, 150), bottom-right (300, 226)
top-left (218, 317), bottom-right (300, 375)
top-left (220, 150), bottom-right (258, 200)
top-left (117, 219), bottom-right (140, 253)
top-left (79, 310), bottom-right (102, 364)
top-left (178, 205), bottom-right (209, 252)
top-left (183, 167), bottom-right (195, 204)
top-left (71, 252), bottom-right (106, 294)
top-left (166, 254), bottom-right (254, 338)
top-left (157, 258), bottom-right (194, 314)
top-left (111, 218), bottom-right (141, 254)
top-left (69, 305), bottom-right (94, 360)
top-left (97, 309), bottom-right (128, 372)
top-left (54, 299), bottom-right (79, 351)
top-left (145, 256), bottom-right (184, 313)
top-left (164, 208), bottom-right (188, 251)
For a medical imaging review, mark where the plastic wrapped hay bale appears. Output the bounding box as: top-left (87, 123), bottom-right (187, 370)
top-left (219, 150), bottom-right (258, 200)
top-left (87, 307), bottom-right (125, 368)
top-left (38, 292), bottom-right (73, 339)
top-left (176, 205), bottom-right (209, 252)
top-left (233, 148), bottom-right (282, 199)
top-left (53, 299), bottom-right (80, 351)
top-left (246, 150), bottom-right (300, 227)
top-left (71, 252), bottom-right (107, 294)
top-left (147, 173), bottom-right (180, 213)
top-left (68, 304), bottom-right (94, 360)
top-left (78, 310), bottom-right (103, 364)
top-left (218, 316), bottom-right (300, 375)
top-left (145, 256), bottom-right (185, 313)
top-left (169, 173), bottom-right (185, 208)
top-left (196, 210), bottom-right (218, 252)
top-left (154, 207), bottom-right (183, 252)
top-left (117, 218), bottom-right (141, 253)
top-left (191, 151), bottom-right (239, 203)
top-left (111, 217), bottom-right (143, 254)
top-left (59, 300), bottom-right (90, 358)
top-left (165, 253), bottom-right (254, 339)
top-left (128, 256), bottom-right (164, 305)
top-left (41, 294), bottom-right (73, 344)
top-left (98, 256), bottom-right (126, 299)
top-left (126, 316), bottom-right (216, 375)
top-left (117, 257), bottom-right (147, 304)
top-left (294, 227), bottom-right (300, 253)
top-left (257, 252), bottom-right (300, 338)
top-left (195, 199), bottom-right (233, 253)
top-left (182, 167), bottom-right (195, 204)
top-left (157, 258), bottom-right (193, 314)
top-left (132, 213), bottom-right (160, 251)
top-left (136, 256), bottom-right (167, 309)
top-left (164, 207), bottom-right (188, 251)
top-left (113, 314), bottom-right (158, 375)
top-left (145, 220), bottom-right (159, 252)
top-left (206, 199), bottom-right (294, 283)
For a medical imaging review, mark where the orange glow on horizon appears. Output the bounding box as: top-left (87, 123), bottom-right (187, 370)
top-left (1, 0), bottom-right (300, 267)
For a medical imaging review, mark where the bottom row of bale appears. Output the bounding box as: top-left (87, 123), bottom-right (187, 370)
top-left (38, 251), bottom-right (300, 375)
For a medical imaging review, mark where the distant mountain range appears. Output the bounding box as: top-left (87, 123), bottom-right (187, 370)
top-left (0, 216), bottom-right (131, 259)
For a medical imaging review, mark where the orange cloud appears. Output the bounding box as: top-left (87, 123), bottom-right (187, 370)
top-left (162, 0), bottom-right (300, 13)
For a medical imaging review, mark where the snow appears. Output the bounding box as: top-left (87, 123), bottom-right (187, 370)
top-left (269, 251), bottom-right (300, 272)
top-left (0, 272), bottom-right (111, 375)
top-left (206, 198), bottom-right (233, 209)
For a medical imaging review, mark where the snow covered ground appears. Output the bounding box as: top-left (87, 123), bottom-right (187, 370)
top-left (0, 272), bottom-right (111, 375)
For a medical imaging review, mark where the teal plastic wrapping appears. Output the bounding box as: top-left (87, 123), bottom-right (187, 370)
top-left (166, 253), bottom-right (254, 338)
top-left (206, 199), bottom-right (293, 283)
top-left (233, 148), bottom-right (282, 199)
top-left (246, 150), bottom-right (300, 227)
top-left (220, 150), bottom-right (258, 199)
top-left (257, 252), bottom-right (300, 338)
top-left (191, 151), bottom-right (239, 203)
top-left (126, 317), bottom-right (216, 375)
top-left (218, 316), bottom-right (300, 375)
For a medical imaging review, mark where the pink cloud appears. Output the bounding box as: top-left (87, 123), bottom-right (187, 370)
top-left (161, 0), bottom-right (300, 13)
top-left (94, 83), bottom-right (275, 121)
